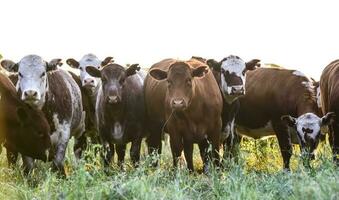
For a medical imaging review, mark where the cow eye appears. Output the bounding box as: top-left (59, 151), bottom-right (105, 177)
top-left (119, 78), bottom-right (125, 84)
top-left (40, 72), bottom-right (46, 78)
top-left (186, 79), bottom-right (192, 85)
top-left (19, 72), bottom-right (23, 78)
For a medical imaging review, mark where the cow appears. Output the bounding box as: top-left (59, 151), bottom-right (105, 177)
top-left (320, 59), bottom-right (339, 164)
top-left (85, 63), bottom-right (146, 167)
top-left (145, 58), bottom-right (223, 172)
top-left (66, 54), bottom-right (114, 157)
top-left (205, 55), bottom-right (260, 161)
top-left (234, 67), bottom-right (334, 170)
top-left (0, 72), bottom-right (51, 167)
top-left (1, 55), bottom-right (85, 175)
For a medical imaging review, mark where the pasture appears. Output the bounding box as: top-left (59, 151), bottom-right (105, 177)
top-left (0, 137), bottom-right (338, 200)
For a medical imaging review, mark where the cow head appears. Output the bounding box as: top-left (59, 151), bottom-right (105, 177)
top-left (1, 55), bottom-right (61, 108)
top-left (86, 63), bottom-right (140, 106)
top-left (282, 112), bottom-right (335, 157)
top-left (7, 106), bottom-right (51, 161)
top-left (67, 54), bottom-right (113, 90)
top-left (207, 55), bottom-right (260, 103)
top-left (149, 62), bottom-right (208, 111)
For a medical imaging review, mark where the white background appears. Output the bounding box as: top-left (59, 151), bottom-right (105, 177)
top-left (0, 0), bottom-right (338, 79)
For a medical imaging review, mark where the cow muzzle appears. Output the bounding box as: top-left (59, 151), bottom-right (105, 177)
top-left (83, 78), bottom-right (96, 88)
top-left (230, 86), bottom-right (245, 95)
top-left (23, 90), bottom-right (40, 103)
top-left (107, 95), bottom-right (120, 104)
top-left (171, 98), bottom-right (187, 110)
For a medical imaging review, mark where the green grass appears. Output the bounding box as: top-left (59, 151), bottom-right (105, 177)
top-left (0, 137), bottom-right (338, 200)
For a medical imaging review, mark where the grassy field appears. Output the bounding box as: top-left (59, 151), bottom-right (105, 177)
top-left (0, 137), bottom-right (338, 200)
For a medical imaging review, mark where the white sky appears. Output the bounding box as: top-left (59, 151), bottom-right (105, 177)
top-left (1, 0), bottom-right (338, 79)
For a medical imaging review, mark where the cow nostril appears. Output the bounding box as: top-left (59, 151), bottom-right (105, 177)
top-left (90, 79), bottom-right (94, 83)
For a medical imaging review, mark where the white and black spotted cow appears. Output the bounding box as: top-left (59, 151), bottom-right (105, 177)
top-left (1, 55), bottom-right (85, 175)
top-left (66, 54), bottom-right (113, 157)
top-left (206, 55), bottom-right (260, 161)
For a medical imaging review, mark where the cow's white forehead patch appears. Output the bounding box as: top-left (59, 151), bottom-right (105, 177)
top-left (221, 56), bottom-right (246, 75)
top-left (293, 70), bottom-right (306, 77)
top-left (19, 55), bottom-right (46, 73)
top-left (79, 53), bottom-right (101, 67)
top-left (316, 86), bottom-right (322, 108)
top-left (296, 113), bottom-right (321, 141)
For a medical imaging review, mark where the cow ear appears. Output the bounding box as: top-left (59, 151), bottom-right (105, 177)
top-left (192, 66), bottom-right (208, 78)
top-left (17, 107), bottom-right (29, 125)
top-left (149, 69), bottom-right (167, 80)
top-left (281, 115), bottom-right (296, 127)
top-left (206, 59), bottom-right (221, 72)
top-left (126, 64), bottom-right (140, 77)
top-left (1, 60), bottom-right (18, 72)
top-left (47, 59), bottom-right (62, 71)
top-left (66, 58), bottom-right (79, 69)
top-left (246, 59), bottom-right (261, 70)
top-left (101, 57), bottom-right (114, 67)
top-left (322, 112), bottom-right (336, 125)
top-left (86, 66), bottom-right (101, 78)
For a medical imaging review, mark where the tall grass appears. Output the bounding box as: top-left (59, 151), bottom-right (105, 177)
top-left (0, 137), bottom-right (338, 200)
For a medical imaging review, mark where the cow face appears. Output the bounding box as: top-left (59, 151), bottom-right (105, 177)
top-left (86, 63), bottom-right (139, 106)
top-left (7, 106), bottom-right (51, 161)
top-left (149, 62), bottom-right (207, 111)
top-left (1, 55), bottom-right (61, 108)
top-left (207, 56), bottom-right (260, 103)
top-left (67, 54), bottom-right (113, 90)
top-left (282, 112), bottom-right (335, 156)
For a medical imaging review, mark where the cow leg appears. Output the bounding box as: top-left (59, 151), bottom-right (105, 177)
top-left (183, 139), bottom-right (194, 172)
top-left (209, 136), bottom-right (221, 169)
top-left (116, 144), bottom-right (126, 168)
top-left (272, 120), bottom-right (292, 170)
top-left (6, 149), bottom-right (18, 167)
top-left (332, 123), bottom-right (339, 164)
top-left (52, 132), bottom-right (71, 176)
top-left (130, 137), bottom-right (142, 167)
top-left (102, 141), bottom-right (115, 167)
top-left (146, 123), bottom-right (162, 166)
top-left (169, 134), bottom-right (183, 168)
top-left (198, 139), bottom-right (210, 174)
top-left (74, 133), bottom-right (87, 160)
top-left (223, 131), bottom-right (241, 165)
top-left (22, 156), bottom-right (35, 174)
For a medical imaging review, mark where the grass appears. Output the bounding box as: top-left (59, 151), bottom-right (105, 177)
top-left (0, 137), bottom-right (338, 200)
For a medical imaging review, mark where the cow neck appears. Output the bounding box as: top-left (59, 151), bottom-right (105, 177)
top-left (103, 99), bottom-right (126, 123)
top-left (296, 96), bottom-right (317, 116)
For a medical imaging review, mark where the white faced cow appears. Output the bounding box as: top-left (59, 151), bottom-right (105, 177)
top-left (66, 54), bottom-right (114, 158)
top-left (1, 55), bottom-right (85, 175)
top-left (206, 55), bottom-right (260, 161)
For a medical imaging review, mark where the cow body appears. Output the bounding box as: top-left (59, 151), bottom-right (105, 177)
top-left (205, 55), bottom-right (260, 160)
top-left (145, 58), bottom-right (222, 172)
top-left (236, 67), bottom-right (333, 169)
top-left (86, 63), bottom-right (145, 166)
top-left (66, 54), bottom-right (113, 157)
top-left (1, 55), bottom-right (85, 175)
top-left (0, 72), bottom-right (51, 164)
top-left (320, 60), bottom-right (339, 163)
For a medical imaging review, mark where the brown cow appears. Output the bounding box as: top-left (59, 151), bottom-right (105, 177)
top-left (145, 58), bottom-right (222, 172)
top-left (320, 59), bottom-right (339, 164)
top-left (236, 67), bottom-right (334, 169)
top-left (0, 72), bottom-right (51, 167)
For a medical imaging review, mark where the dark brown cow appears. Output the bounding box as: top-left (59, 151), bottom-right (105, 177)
top-left (145, 58), bottom-right (222, 172)
top-left (86, 63), bottom-right (146, 167)
top-left (236, 67), bottom-right (334, 169)
top-left (0, 72), bottom-right (51, 164)
top-left (320, 60), bottom-right (339, 164)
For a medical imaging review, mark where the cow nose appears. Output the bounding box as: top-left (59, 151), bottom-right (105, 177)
top-left (84, 78), bottom-right (95, 85)
top-left (24, 90), bottom-right (38, 99)
top-left (231, 86), bottom-right (244, 95)
top-left (171, 99), bottom-right (186, 109)
top-left (108, 95), bottom-right (119, 104)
